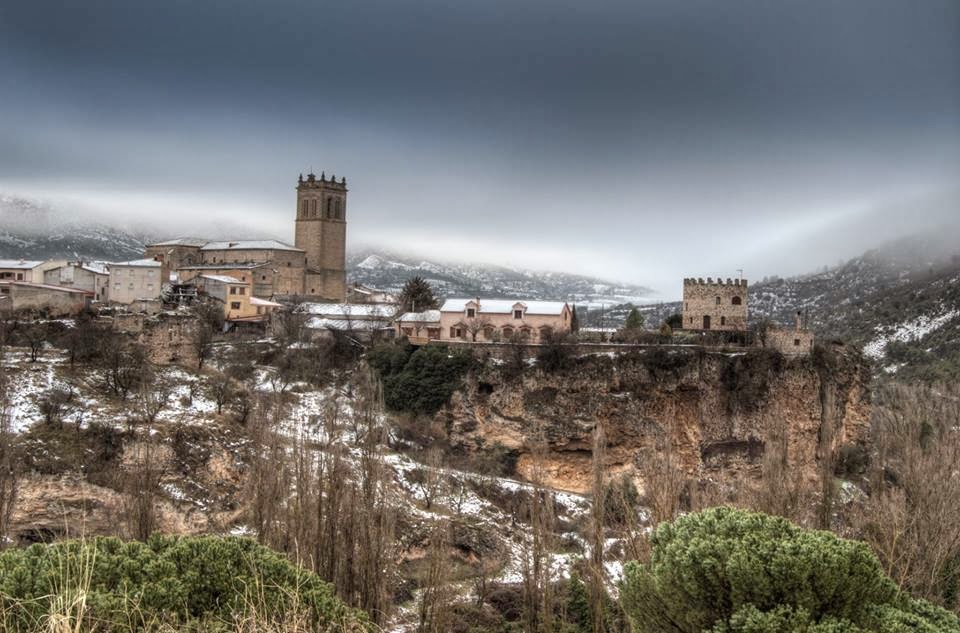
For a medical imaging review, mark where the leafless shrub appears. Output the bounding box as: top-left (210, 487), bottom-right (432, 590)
top-left (852, 382), bottom-right (960, 611)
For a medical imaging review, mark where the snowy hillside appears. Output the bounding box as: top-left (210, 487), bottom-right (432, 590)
top-left (0, 196), bottom-right (150, 261)
top-left (347, 248), bottom-right (654, 305)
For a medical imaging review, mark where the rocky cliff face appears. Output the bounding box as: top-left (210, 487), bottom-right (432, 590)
top-left (441, 346), bottom-right (871, 495)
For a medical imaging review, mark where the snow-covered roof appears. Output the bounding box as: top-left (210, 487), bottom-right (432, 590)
top-left (200, 240), bottom-right (303, 252)
top-left (305, 317), bottom-right (393, 331)
top-left (147, 237), bottom-right (210, 247)
top-left (0, 260), bottom-right (44, 269)
top-left (250, 296), bottom-right (283, 307)
top-left (199, 274), bottom-right (244, 284)
top-left (397, 310), bottom-right (441, 323)
top-left (299, 303), bottom-right (395, 319)
top-left (440, 298), bottom-right (568, 316)
top-left (110, 258), bottom-right (161, 268)
top-left (79, 262), bottom-right (110, 275)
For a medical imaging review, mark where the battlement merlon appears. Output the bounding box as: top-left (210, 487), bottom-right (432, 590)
top-left (682, 277), bottom-right (748, 287)
top-left (297, 172), bottom-right (348, 191)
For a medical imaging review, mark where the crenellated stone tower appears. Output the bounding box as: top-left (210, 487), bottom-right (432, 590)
top-left (681, 276), bottom-right (748, 331)
top-left (295, 172), bottom-right (347, 301)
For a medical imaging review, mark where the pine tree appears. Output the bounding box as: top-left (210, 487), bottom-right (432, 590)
top-left (624, 307), bottom-right (644, 330)
top-left (398, 276), bottom-right (439, 313)
top-left (570, 305), bottom-right (580, 332)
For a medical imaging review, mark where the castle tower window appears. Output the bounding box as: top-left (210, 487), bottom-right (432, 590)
top-left (715, 296), bottom-right (721, 305)
top-left (732, 296), bottom-right (742, 305)
top-left (326, 198), bottom-right (333, 218)
top-left (301, 200), bottom-right (308, 216)
top-left (335, 199), bottom-right (342, 219)
top-left (720, 316), bottom-right (726, 325)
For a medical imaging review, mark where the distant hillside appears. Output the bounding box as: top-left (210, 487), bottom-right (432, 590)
top-left (0, 196), bottom-right (149, 262)
top-left (346, 248), bottom-right (654, 305)
top-left (593, 230), bottom-right (960, 382)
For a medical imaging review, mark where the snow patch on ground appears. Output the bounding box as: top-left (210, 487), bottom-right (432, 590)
top-left (863, 308), bottom-right (958, 359)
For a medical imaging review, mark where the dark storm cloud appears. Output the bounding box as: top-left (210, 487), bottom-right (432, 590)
top-left (1, 0), bottom-right (958, 292)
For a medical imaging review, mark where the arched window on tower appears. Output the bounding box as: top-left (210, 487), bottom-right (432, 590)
top-left (731, 296), bottom-right (742, 305)
top-left (301, 200), bottom-right (308, 217)
top-left (326, 197), bottom-right (333, 218)
top-left (715, 296), bottom-right (721, 305)
top-left (311, 198), bottom-right (317, 217)
top-left (335, 199), bottom-right (342, 220)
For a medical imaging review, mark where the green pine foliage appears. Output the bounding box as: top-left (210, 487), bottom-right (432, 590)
top-left (619, 507), bottom-right (960, 633)
top-left (624, 307), bottom-right (644, 330)
top-left (0, 535), bottom-right (371, 632)
top-left (368, 343), bottom-right (475, 414)
top-left (397, 276), bottom-right (440, 314)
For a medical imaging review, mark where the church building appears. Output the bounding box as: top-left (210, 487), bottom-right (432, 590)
top-left (144, 172), bottom-right (347, 302)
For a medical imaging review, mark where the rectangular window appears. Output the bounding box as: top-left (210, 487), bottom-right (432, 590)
top-left (230, 287), bottom-right (237, 295)
top-left (794, 339), bottom-right (801, 346)
top-left (231, 301), bottom-right (241, 309)
top-left (449, 327), bottom-right (456, 338)
top-left (239, 287), bottom-right (246, 295)
top-left (467, 308), bottom-right (476, 318)
top-left (514, 310), bottom-right (523, 319)
top-left (16, 273), bottom-right (23, 280)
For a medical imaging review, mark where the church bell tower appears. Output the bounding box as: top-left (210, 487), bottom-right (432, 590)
top-left (294, 171), bottom-right (347, 301)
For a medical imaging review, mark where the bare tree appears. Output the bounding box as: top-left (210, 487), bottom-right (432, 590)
top-left (418, 521), bottom-right (454, 633)
top-left (189, 300), bottom-right (223, 370)
top-left (38, 386), bottom-right (75, 429)
top-left (520, 427), bottom-right (558, 633)
top-left (588, 423), bottom-right (607, 633)
top-left (22, 322), bottom-right (46, 362)
top-left (122, 430), bottom-right (165, 541)
top-left (638, 415), bottom-right (688, 526)
top-left (0, 366), bottom-right (19, 547)
top-left (413, 446), bottom-right (446, 511)
top-left (853, 382), bottom-right (960, 610)
top-left (246, 369), bottom-right (398, 626)
top-left (463, 316), bottom-right (491, 342)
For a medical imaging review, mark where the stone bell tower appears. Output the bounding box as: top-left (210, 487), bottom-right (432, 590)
top-left (295, 171), bottom-right (347, 301)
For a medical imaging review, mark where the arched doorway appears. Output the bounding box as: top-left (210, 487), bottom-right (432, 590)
top-left (703, 315), bottom-right (712, 330)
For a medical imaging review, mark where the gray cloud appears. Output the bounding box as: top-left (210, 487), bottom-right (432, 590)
top-left (0, 0), bottom-right (957, 293)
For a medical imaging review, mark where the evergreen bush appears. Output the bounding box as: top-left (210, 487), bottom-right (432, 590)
top-left (619, 507), bottom-right (959, 633)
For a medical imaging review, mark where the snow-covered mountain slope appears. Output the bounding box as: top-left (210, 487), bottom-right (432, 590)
top-left (0, 196), bottom-right (150, 261)
top-left (347, 248), bottom-right (654, 304)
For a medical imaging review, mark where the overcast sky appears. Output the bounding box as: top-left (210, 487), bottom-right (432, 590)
top-left (1, 0), bottom-right (958, 295)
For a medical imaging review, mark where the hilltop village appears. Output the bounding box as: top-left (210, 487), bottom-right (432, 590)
top-left (0, 172), bottom-right (815, 361)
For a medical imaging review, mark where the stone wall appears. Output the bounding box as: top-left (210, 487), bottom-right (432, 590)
top-left (765, 326), bottom-right (815, 356)
top-left (114, 311), bottom-right (200, 367)
top-left (199, 248), bottom-right (306, 296)
top-left (681, 277), bottom-right (748, 331)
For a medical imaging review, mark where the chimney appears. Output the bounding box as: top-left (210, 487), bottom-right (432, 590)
top-left (795, 310), bottom-right (802, 331)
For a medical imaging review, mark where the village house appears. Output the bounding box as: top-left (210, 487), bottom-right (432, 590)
top-left (0, 282), bottom-right (92, 316)
top-left (190, 274), bottom-right (282, 323)
top-left (43, 261), bottom-right (110, 302)
top-left (433, 298), bottom-right (573, 343)
top-left (0, 259), bottom-right (66, 283)
top-left (108, 259), bottom-right (163, 305)
top-left (763, 310), bottom-right (815, 356)
top-left (298, 302), bottom-right (396, 340)
top-left (395, 310), bottom-right (442, 343)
